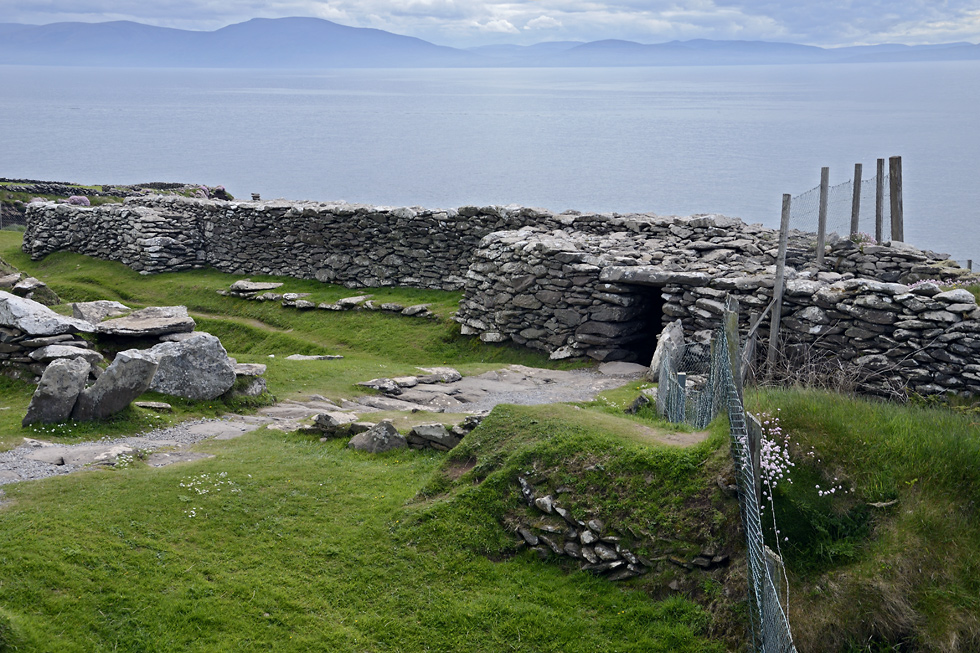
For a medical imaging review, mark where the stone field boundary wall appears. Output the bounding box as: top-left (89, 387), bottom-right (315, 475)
top-left (24, 195), bottom-right (979, 397)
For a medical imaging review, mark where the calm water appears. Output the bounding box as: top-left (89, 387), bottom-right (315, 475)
top-left (1, 63), bottom-right (978, 261)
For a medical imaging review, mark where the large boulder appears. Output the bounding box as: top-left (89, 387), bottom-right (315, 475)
top-left (96, 306), bottom-right (195, 337)
top-left (146, 333), bottom-right (236, 401)
top-left (22, 357), bottom-right (91, 426)
top-left (347, 420), bottom-right (407, 453)
top-left (71, 349), bottom-right (159, 421)
top-left (0, 290), bottom-right (94, 336)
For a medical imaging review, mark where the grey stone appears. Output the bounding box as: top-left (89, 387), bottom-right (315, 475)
top-left (28, 344), bottom-right (104, 366)
top-left (0, 272), bottom-right (22, 288)
top-left (580, 529), bottom-right (599, 545)
top-left (408, 423), bottom-right (461, 449)
top-left (934, 289), bottom-right (977, 305)
top-left (357, 378), bottom-right (402, 395)
top-left (534, 495), bottom-right (555, 514)
top-left (71, 349), bottom-right (159, 421)
top-left (599, 266), bottom-right (711, 286)
top-left (594, 544), bottom-right (619, 561)
top-left (20, 334), bottom-right (79, 348)
top-left (314, 411), bottom-right (359, 435)
top-left (147, 333), bottom-right (236, 401)
top-left (402, 304), bottom-right (432, 316)
top-left (71, 300), bottom-right (131, 324)
top-left (0, 291), bottom-right (94, 336)
top-left (648, 319), bottom-right (685, 382)
top-left (96, 306), bottom-right (195, 337)
top-left (347, 420), bottom-right (407, 453)
top-left (133, 401), bottom-right (173, 412)
top-left (22, 357), bottom-right (91, 426)
top-left (229, 280), bottom-right (283, 292)
top-left (336, 295), bottom-right (371, 308)
top-left (234, 363), bottom-right (267, 376)
top-left (598, 361), bottom-right (649, 376)
top-left (416, 367), bottom-right (462, 384)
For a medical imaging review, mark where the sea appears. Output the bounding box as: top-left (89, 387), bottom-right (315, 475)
top-left (1, 62), bottom-right (978, 262)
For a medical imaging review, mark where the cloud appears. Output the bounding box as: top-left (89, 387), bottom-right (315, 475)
top-left (477, 18), bottom-right (520, 33)
top-left (1, 0), bottom-right (978, 47)
top-left (525, 15), bottom-right (562, 30)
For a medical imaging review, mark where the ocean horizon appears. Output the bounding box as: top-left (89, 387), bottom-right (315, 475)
top-left (1, 61), bottom-right (978, 262)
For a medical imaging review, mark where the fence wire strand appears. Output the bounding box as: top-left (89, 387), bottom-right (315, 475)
top-left (790, 173), bottom-right (891, 247)
top-left (657, 320), bottom-right (798, 653)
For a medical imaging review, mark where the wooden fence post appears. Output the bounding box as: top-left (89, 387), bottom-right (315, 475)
top-left (850, 162), bottom-right (862, 236)
top-left (889, 156), bottom-right (904, 242)
top-left (767, 194), bottom-right (791, 374)
top-left (875, 158), bottom-right (885, 243)
top-left (816, 167), bottom-right (829, 266)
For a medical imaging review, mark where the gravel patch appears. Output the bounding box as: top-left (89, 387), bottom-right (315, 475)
top-left (0, 418), bottom-right (240, 488)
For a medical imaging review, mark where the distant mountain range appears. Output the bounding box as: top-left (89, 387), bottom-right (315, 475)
top-left (1, 17), bottom-right (978, 68)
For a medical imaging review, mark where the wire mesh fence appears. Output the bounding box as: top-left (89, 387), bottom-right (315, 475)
top-left (656, 306), bottom-right (798, 653)
top-left (789, 172), bottom-right (891, 249)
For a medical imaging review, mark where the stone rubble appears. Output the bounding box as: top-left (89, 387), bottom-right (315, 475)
top-left (515, 476), bottom-right (730, 581)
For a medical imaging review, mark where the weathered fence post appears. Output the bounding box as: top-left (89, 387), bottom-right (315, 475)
top-left (969, 260), bottom-right (974, 272)
top-left (767, 194), bottom-right (791, 374)
top-left (850, 162), bottom-right (863, 236)
top-left (875, 158), bottom-right (885, 243)
top-left (816, 166), bottom-right (829, 266)
top-left (723, 297), bottom-right (742, 399)
top-left (676, 372), bottom-right (687, 423)
top-left (889, 155), bottom-right (904, 242)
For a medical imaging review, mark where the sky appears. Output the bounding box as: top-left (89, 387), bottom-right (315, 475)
top-left (2, 0), bottom-right (980, 48)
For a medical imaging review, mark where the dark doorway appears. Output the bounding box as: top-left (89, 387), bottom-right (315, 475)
top-left (623, 285), bottom-right (666, 364)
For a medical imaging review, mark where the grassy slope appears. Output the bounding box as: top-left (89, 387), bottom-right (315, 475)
top-left (748, 389), bottom-right (980, 652)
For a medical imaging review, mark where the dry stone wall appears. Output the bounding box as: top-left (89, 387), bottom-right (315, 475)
top-left (23, 195), bottom-right (978, 397)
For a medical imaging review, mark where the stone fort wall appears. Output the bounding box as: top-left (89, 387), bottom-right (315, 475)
top-left (24, 195), bottom-right (979, 397)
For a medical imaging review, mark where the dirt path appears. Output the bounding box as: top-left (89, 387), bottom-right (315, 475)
top-left (0, 362), bottom-right (706, 492)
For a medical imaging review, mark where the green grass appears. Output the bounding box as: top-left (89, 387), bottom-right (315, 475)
top-left (0, 421), bottom-right (724, 652)
top-left (748, 388), bottom-right (980, 651)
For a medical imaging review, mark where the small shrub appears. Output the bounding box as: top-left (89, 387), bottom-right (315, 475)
top-left (848, 231), bottom-right (876, 245)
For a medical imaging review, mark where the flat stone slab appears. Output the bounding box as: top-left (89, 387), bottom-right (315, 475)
top-left (146, 451), bottom-right (215, 467)
top-left (71, 300), bottom-right (130, 324)
top-left (183, 421), bottom-right (262, 440)
top-left (599, 266), bottom-right (711, 287)
top-left (134, 401), bottom-right (173, 412)
top-left (355, 395), bottom-right (444, 412)
top-left (0, 290), bottom-right (95, 335)
top-left (29, 344), bottom-right (104, 365)
top-left (234, 363), bottom-right (267, 376)
top-left (96, 306), bottom-right (196, 337)
top-left (229, 280), bottom-right (284, 292)
top-left (598, 362), bottom-right (650, 377)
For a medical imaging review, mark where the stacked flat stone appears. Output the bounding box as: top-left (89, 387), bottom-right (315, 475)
top-left (23, 197), bottom-right (978, 396)
top-left (0, 291), bottom-right (96, 381)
